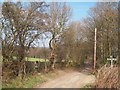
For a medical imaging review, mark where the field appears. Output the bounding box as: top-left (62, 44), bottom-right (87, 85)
top-left (0, 55), bottom-right (2, 63)
top-left (26, 57), bottom-right (49, 62)
top-left (0, 56), bottom-right (49, 62)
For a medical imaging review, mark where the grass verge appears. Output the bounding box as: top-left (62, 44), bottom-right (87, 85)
top-left (2, 69), bottom-right (62, 88)
top-left (2, 73), bottom-right (46, 88)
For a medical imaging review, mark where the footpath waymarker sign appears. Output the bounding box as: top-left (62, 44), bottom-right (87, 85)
top-left (107, 56), bottom-right (117, 68)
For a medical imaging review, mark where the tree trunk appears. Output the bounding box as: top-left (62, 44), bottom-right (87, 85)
top-left (49, 34), bottom-right (56, 70)
top-left (18, 44), bottom-right (26, 79)
top-left (49, 50), bottom-right (56, 70)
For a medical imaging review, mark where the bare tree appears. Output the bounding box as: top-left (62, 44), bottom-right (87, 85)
top-left (1, 2), bottom-right (48, 78)
top-left (48, 2), bottom-right (71, 70)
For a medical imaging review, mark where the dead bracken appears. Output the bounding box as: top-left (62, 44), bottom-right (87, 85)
top-left (96, 65), bottom-right (118, 88)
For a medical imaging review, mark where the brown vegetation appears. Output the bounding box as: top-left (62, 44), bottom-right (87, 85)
top-left (96, 65), bottom-right (118, 88)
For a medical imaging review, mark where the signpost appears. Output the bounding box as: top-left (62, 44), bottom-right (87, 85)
top-left (107, 56), bottom-right (117, 68)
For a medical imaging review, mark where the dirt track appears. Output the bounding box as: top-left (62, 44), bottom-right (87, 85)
top-left (36, 70), bottom-right (95, 88)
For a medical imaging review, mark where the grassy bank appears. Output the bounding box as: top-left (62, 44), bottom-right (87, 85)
top-left (2, 69), bottom-right (64, 88)
top-left (2, 74), bottom-right (46, 88)
top-left (2, 56), bottom-right (50, 88)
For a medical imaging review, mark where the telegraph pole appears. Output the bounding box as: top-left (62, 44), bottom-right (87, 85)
top-left (94, 28), bottom-right (97, 72)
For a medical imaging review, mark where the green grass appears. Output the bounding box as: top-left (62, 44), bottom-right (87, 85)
top-left (13, 56), bottom-right (49, 62)
top-left (2, 74), bottom-right (46, 88)
top-left (0, 55), bottom-right (49, 63)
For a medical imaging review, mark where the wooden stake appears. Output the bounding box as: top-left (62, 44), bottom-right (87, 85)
top-left (94, 28), bottom-right (97, 71)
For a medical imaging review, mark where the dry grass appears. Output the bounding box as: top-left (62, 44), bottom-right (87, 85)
top-left (96, 65), bottom-right (118, 88)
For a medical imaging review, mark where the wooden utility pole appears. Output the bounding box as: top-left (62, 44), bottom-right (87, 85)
top-left (94, 28), bottom-right (97, 71)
